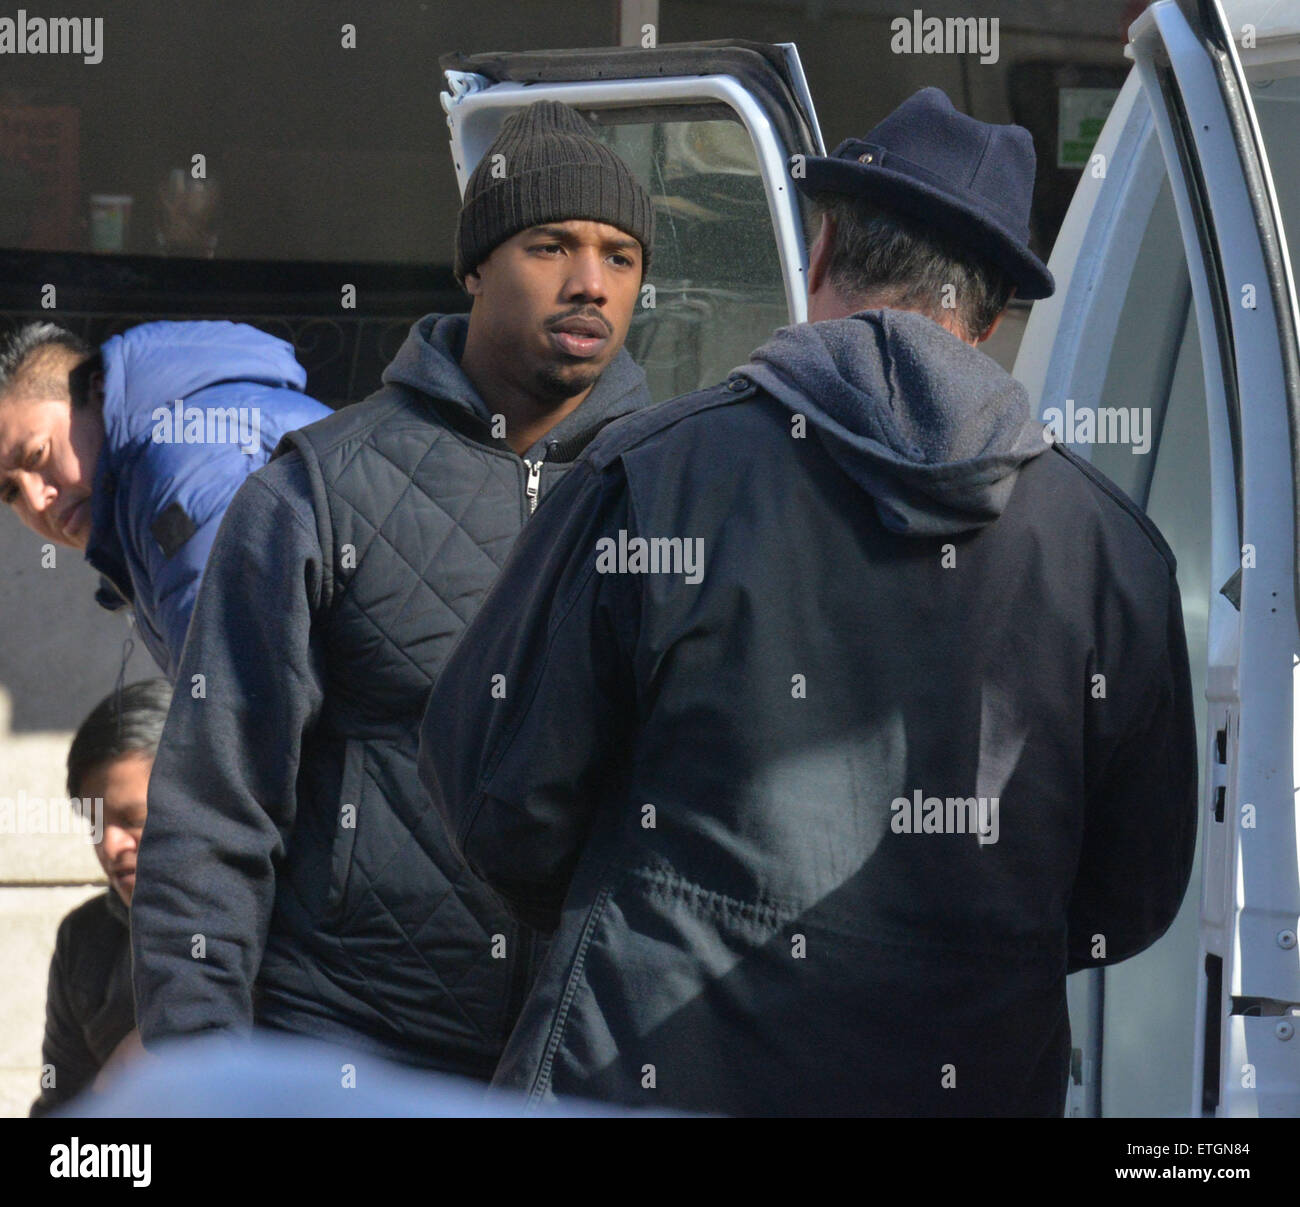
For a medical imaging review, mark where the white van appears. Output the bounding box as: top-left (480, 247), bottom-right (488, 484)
top-left (440, 0), bottom-right (1300, 1117)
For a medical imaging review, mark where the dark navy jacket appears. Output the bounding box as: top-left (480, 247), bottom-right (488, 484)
top-left (419, 311), bottom-right (1198, 1116)
top-left (85, 321), bottom-right (329, 678)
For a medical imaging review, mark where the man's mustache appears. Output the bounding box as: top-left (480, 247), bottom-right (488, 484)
top-left (544, 307), bottom-right (613, 336)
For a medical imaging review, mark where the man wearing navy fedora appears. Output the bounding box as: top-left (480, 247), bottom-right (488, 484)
top-left (419, 89), bottom-right (1198, 1116)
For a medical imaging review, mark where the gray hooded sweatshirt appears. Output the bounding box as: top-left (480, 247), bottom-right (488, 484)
top-left (740, 308), bottom-right (1051, 534)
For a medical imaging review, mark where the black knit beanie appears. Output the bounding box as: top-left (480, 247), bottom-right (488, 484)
top-left (455, 101), bottom-right (655, 282)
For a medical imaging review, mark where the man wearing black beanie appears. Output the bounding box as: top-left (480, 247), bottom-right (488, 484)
top-left (130, 101), bottom-right (657, 1079)
top-left (455, 101), bottom-right (655, 447)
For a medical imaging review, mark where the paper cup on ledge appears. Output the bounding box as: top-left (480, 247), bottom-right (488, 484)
top-left (89, 194), bottom-right (133, 253)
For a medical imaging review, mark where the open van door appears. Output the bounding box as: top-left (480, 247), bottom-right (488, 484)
top-left (1016, 0), bottom-right (1300, 1116)
top-left (440, 40), bottom-right (824, 401)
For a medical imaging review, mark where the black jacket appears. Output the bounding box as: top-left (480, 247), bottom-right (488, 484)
top-left (131, 314), bottom-right (653, 1075)
top-left (419, 310), bottom-right (1198, 1115)
top-left (31, 891), bottom-right (134, 1117)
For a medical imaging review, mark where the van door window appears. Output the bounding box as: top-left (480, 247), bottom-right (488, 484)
top-left (586, 106), bottom-right (789, 399)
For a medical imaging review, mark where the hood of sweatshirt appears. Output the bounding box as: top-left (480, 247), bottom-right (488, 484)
top-left (381, 313), bottom-right (653, 462)
top-left (737, 309), bottom-right (1051, 536)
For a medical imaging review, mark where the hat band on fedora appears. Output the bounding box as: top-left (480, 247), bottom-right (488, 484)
top-left (836, 139), bottom-right (1026, 238)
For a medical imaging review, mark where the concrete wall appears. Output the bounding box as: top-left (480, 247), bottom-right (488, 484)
top-left (0, 507), bottom-right (155, 1117)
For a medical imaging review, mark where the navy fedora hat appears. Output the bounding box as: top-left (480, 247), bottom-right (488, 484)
top-left (796, 87), bottom-right (1055, 301)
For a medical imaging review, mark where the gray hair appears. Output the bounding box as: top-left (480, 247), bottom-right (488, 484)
top-left (805, 193), bottom-right (1013, 340)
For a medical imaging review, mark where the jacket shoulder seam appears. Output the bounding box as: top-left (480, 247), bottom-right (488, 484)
top-left (242, 467), bottom-right (322, 544)
top-left (1048, 443), bottom-right (1178, 572)
top-left (282, 390), bottom-right (415, 459)
top-left (585, 382), bottom-right (757, 471)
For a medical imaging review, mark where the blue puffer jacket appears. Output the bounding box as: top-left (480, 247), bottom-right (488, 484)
top-left (85, 321), bottom-right (330, 679)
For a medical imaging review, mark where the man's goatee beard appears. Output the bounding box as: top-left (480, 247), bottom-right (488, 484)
top-left (534, 364), bottom-right (601, 404)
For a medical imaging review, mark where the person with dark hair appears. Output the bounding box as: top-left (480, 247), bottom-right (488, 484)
top-left (131, 102), bottom-right (656, 1077)
top-left (0, 320), bottom-right (328, 679)
top-left (420, 88), bottom-right (1198, 1115)
top-left (31, 678), bottom-right (172, 1117)
top-left (799, 191), bottom-right (1014, 342)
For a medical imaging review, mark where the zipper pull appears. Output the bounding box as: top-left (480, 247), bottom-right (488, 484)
top-left (524, 459), bottom-right (542, 515)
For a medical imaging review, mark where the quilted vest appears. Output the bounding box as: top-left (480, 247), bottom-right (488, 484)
top-left (254, 374), bottom-right (643, 1076)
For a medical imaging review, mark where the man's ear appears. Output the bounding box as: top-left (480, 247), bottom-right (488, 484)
top-left (463, 268), bottom-right (483, 298)
top-left (67, 356), bottom-right (103, 410)
top-left (975, 291), bottom-right (1016, 345)
top-left (807, 213), bottom-right (834, 302)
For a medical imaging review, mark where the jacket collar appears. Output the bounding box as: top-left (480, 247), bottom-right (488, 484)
top-left (382, 313), bottom-right (653, 463)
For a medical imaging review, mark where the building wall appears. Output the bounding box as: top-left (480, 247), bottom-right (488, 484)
top-left (0, 508), bottom-right (156, 1116)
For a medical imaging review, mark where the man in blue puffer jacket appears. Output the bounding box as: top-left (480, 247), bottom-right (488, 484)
top-left (0, 320), bottom-right (329, 678)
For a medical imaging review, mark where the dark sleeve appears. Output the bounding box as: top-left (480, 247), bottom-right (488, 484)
top-left (131, 461), bottom-right (327, 1044)
top-left (418, 460), bottom-right (638, 932)
top-left (29, 916), bottom-right (99, 1117)
top-left (1067, 565), bottom-right (1199, 972)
